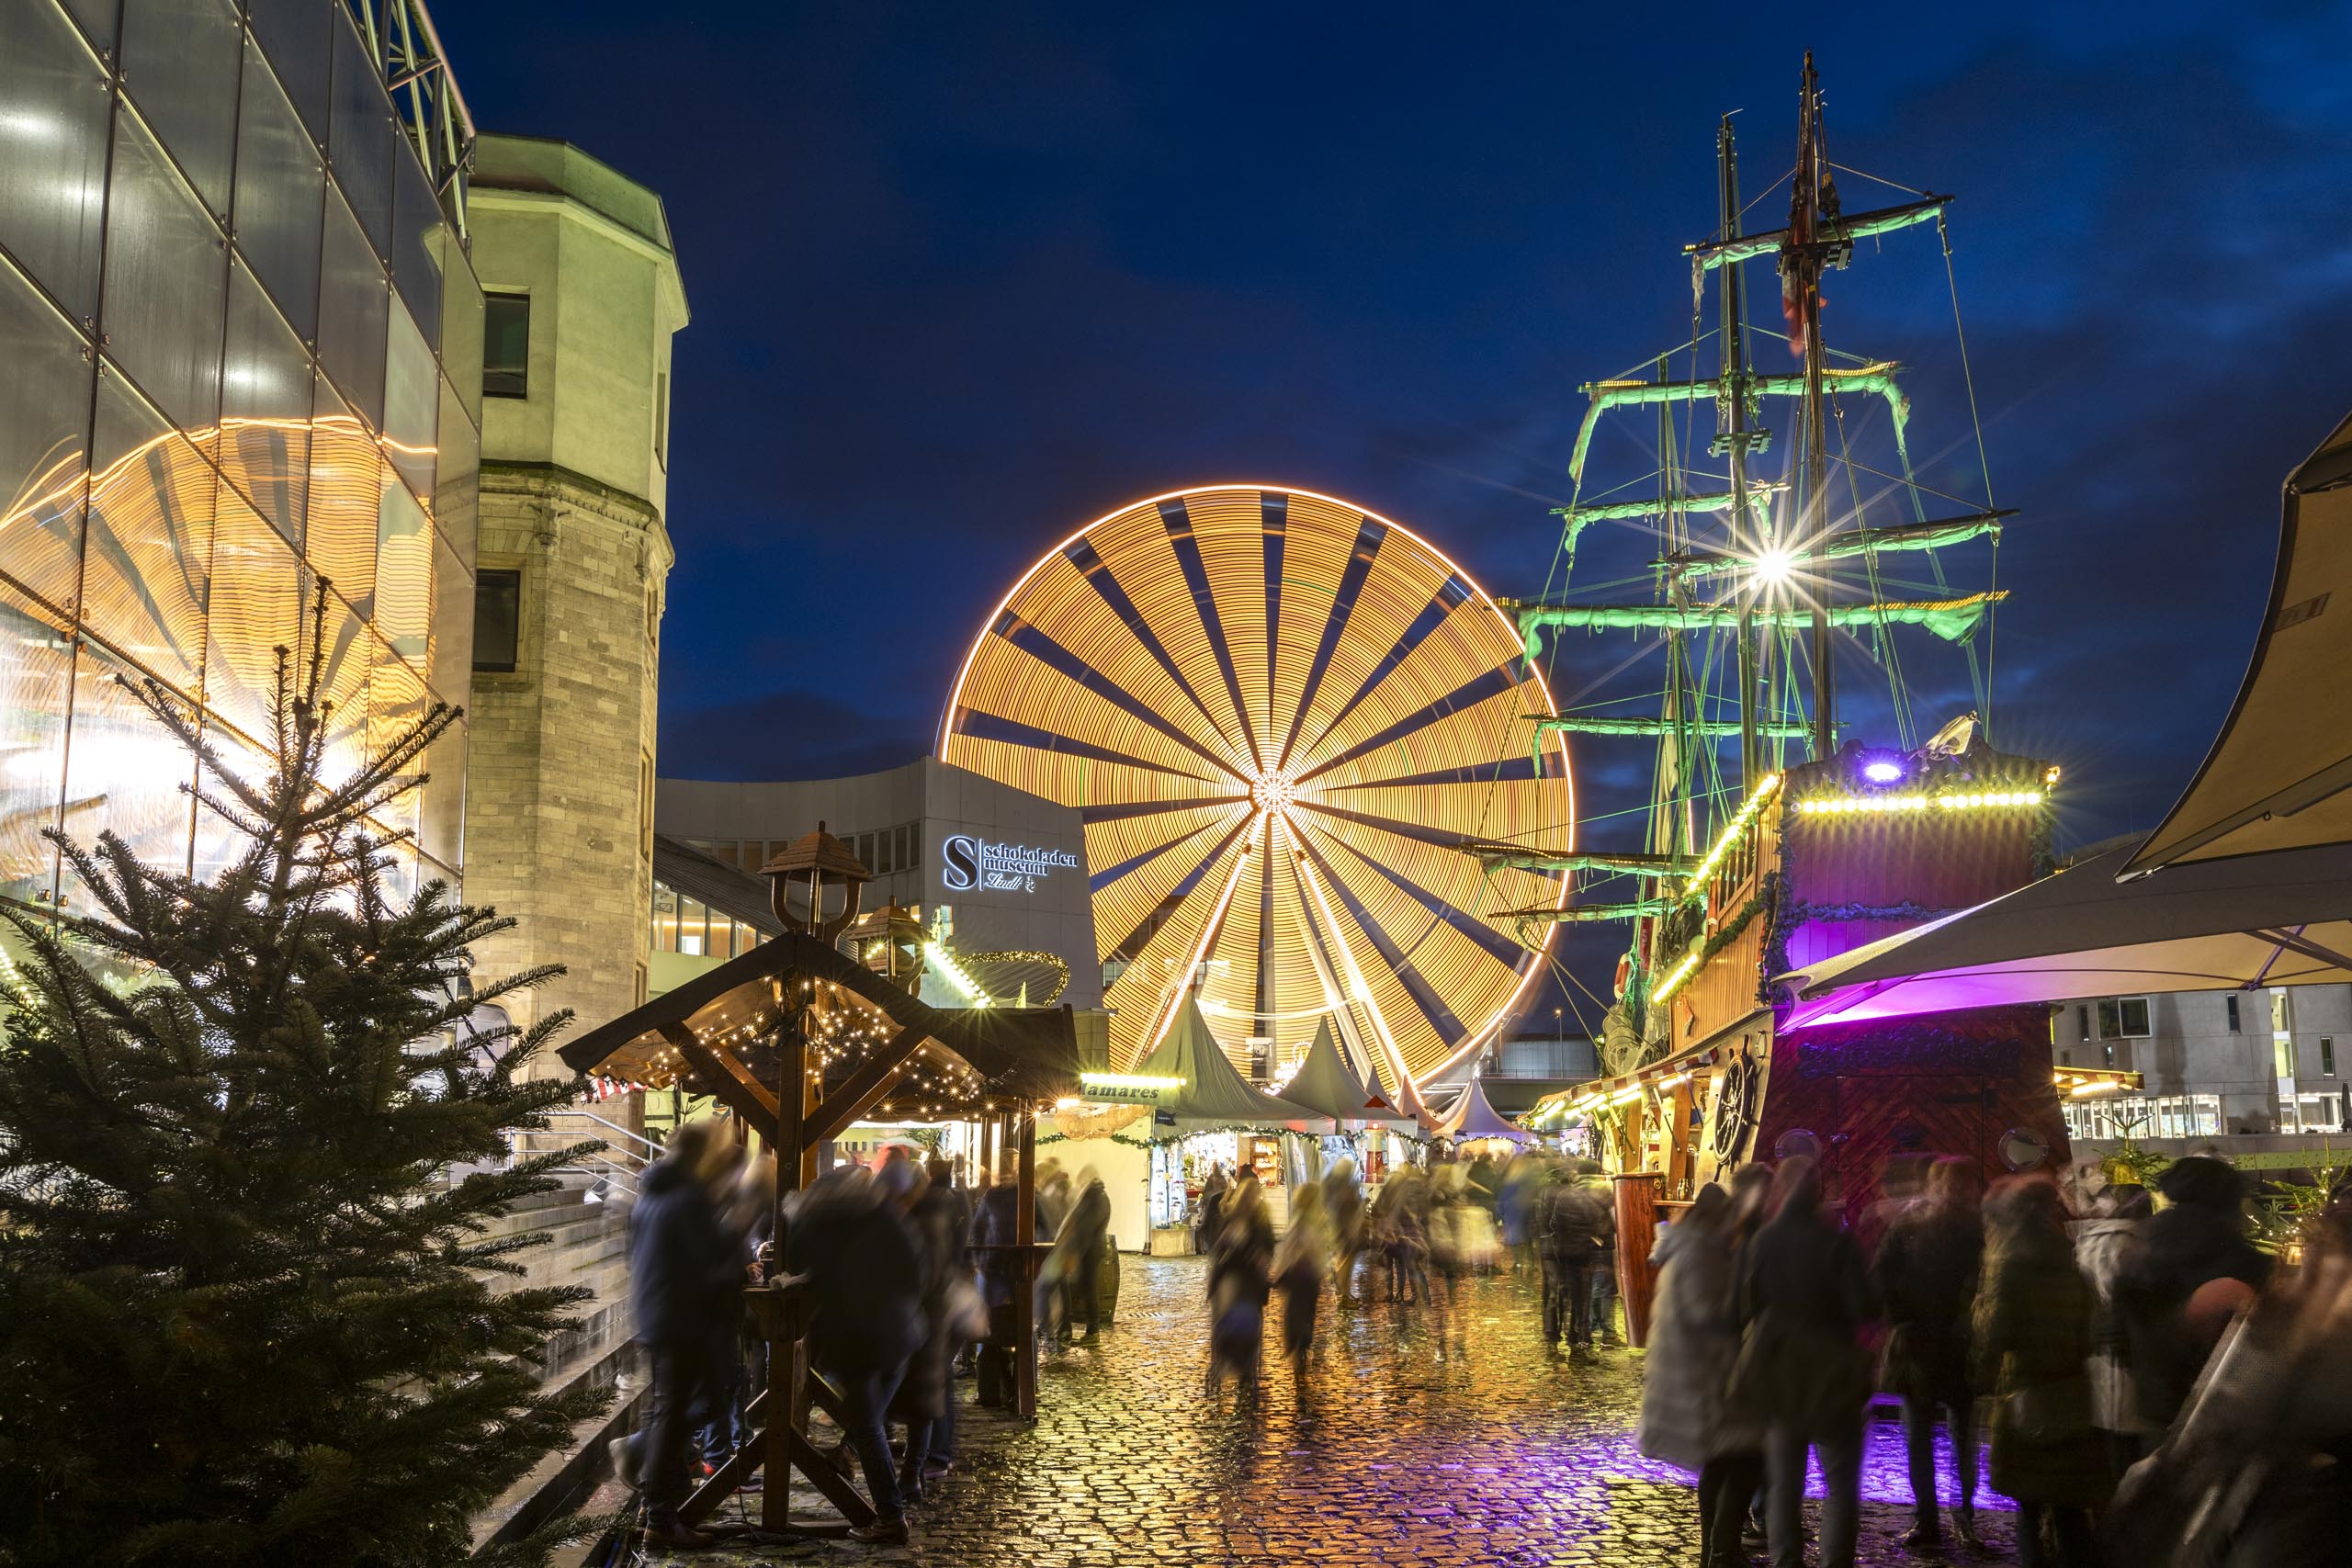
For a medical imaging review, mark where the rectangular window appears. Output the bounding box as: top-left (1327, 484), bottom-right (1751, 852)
top-left (895, 824), bottom-right (911, 872)
top-left (2098, 998), bottom-right (2151, 1039)
top-left (678, 897), bottom-right (707, 957)
top-left (652, 883), bottom-right (678, 953)
top-left (906, 826), bottom-right (920, 869)
top-left (640, 751), bottom-right (654, 861)
top-left (2077, 1005), bottom-right (2091, 1043)
top-left (858, 831), bottom-right (875, 871)
top-left (472, 568), bottom-right (520, 671)
top-left (483, 292), bottom-right (529, 398)
top-left (2325, 1037), bottom-right (2337, 1077)
top-left (2226, 994), bottom-right (2241, 1032)
top-left (876, 829), bottom-right (895, 875)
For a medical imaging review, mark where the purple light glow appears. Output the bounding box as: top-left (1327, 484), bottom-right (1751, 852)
top-left (1861, 760), bottom-right (1905, 784)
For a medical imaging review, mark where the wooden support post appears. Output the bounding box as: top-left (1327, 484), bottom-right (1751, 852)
top-left (1611, 1172), bottom-right (1664, 1348)
top-left (1663, 1079), bottom-right (1696, 1199)
top-left (1014, 1109), bottom-right (1038, 1419)
top-left (662, 1023), bottom-right (780, 1143)
top-left (763, 1026), bottom-right (805, 1533)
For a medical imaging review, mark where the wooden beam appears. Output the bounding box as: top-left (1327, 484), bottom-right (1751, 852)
top-left (1014, 1111), bottom-right (1037, 1419)
top-left (678, 1389), bottom-right (768, 1525)
top-left (801, 1022), bottom-right (929, 1144)
top-left (662, 1022), bottom-right (780, 1143)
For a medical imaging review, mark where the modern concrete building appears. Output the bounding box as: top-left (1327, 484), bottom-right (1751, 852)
top-left (2056, 984), bottom-right (2350, 1142)
top-left (658, 758), bottom-right (1102, 1012)
top-left (457, 135), bottom-right (687, 1055)
top-left (0, 0), bottom-right (478, 921)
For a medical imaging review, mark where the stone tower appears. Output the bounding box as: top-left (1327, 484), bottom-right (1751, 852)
top-left (460, 137), bottom-right (688, 1056)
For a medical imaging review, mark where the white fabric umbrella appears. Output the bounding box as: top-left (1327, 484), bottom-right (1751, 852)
top-left (1784, 843), bottom-right (2352, 1029)
top-left (2126, 410), bottom-right (2352, 874)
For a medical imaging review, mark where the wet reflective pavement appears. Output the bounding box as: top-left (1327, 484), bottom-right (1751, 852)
top-left (665, 1257), bottom-right (2013, 1566)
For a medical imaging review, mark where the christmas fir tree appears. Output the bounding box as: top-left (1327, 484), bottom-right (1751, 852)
top-left (0, 595), bottom-right (607, 1566)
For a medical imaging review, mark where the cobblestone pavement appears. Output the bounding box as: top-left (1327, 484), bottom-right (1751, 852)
top-left (657, 1258), bottom-right (2011, 1567)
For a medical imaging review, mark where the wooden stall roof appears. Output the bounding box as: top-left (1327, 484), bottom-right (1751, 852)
top-left (559, 931), bottom-right (1080, 1110)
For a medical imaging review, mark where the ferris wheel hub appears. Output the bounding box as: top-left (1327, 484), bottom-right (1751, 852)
top-left (1250, 770), bottom-right (1299, 812)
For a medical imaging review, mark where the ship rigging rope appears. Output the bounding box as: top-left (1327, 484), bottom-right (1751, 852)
top-left (1939, 211), bottom-right (2001, 738)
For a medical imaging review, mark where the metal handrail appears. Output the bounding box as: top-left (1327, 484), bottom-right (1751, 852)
top-left (545, 1108), bottom-right (663, 1159)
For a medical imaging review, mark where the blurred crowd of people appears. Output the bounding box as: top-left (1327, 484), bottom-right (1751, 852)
top-left (1636, 1150), bottom-right (2352, 1568)
top-left (608, 1121), bottom-right (1111, 1550)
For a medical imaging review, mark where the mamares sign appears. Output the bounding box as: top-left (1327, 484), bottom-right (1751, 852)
top-left (941, 834), bottom-right (1079, 895)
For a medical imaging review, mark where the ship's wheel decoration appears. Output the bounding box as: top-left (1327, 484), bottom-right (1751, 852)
top-left (1712, 1054), bottom-right (1761, 1160)
top-left (941, 486), bottom-right (1572, 1085)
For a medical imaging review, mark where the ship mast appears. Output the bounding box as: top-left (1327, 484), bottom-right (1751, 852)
top-left (1716, 114), bottom-right (1767, 785)
top-left (1783, 51), bottom-right (1839, 759)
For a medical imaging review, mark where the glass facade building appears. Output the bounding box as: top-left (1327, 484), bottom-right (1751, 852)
top-left (0, 0), bottom-right (480, 919)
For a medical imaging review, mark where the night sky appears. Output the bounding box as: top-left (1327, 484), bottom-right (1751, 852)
top-left (439, 1), bottom-right (2352, 1029)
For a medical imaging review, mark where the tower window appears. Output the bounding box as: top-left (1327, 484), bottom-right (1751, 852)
top-left (473, 570), bottom-right (521, 672)
top-left (2325, 1038), bottom-right (2337, 1077)
top-left (484, 293), bottom-right (530, 398)
top-left (2226, 994), bottom-right (2241, 1032)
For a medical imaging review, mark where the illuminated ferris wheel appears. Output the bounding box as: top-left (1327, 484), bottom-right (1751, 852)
top-left (939, 486), bottom-right (1572, 1090)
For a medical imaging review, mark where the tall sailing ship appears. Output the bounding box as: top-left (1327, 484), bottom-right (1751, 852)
top-left (1476, 56), bottom-right (2071, 1214)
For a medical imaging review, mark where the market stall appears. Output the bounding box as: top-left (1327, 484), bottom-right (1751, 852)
top-left (1273, 1017), bottom-right (1419, 1187)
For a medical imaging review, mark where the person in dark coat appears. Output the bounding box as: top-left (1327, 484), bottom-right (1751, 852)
top-left (1871, 1156), bottom-right (1984, 1548)
top-left (1736, 1157), bottom-right (1871, 1568)
top-left (785, 1168), bottom-right (926, 1546)
top-left (1536, 1164), bottom-right (1611, 1348)
top-left (613, 1121), bottom-right (743, 1549)
top-left (1205, 1173), bottom-right (1275, 1391)
top-left (1049, 1172), bottom-right (1114, 1343)
top-left (2114, 1156), bottom-right (2272, 1431)
top-left (885, 1159), bottom-right (958, 1502)
top-left (1973, 1174), bottom-right (2109, 1567)
top-left (1637, 1184), bottom-right (1768, 1568)
top-left (906, 1156), bottom-right (971, 1477)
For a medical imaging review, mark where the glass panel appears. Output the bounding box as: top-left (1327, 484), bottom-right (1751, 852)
top-left (220, 260), bottom-right (311, 547)
top-left (0, 253), bottom-right (93, 615)
top-left (0, 581), bottom-right (73, 907)
top-left (189, 720), bottom-right (269, 884)
top-left (0, 0), bottom-right (112, 322)
top-left (102, 104), bottom-right (229, 434)
top-left (678, 897), bottom-right (707, 957)
top-left (427, 525), bottom-right (468, 698)
top-left (326, 6), bottom-right (393, 254)
top-left (305, 371), bottom-right (379, 615)
top-left (374, 477), bottom-right (430, 671)
top-left (440, 231), bottom-right (482, 423)
top-left (231, 34), bottom-right (324, 343)
top-left (315, 187), bottom-right (386, 431)
top-left (60, 0), bottom-right (116, 51)
top-left (482, 293), bottom-right (528, 398)
top-left (434, 373), bottom-right (476, 566)
top-left (390, 152), bottom-right (443, 353)
top-left (57, 633), bottom-right (198, 915)
top-left (416, 703), bottom-right (464, 869)
top-left (307, 575), bottom-right (369, 791)
top-left (246, 0), bottom-right (329, 141)
top-left (201, 488), bottom-right (301, 745)
top-left (382, 299), bottom-right (436, 503)
top-left (119, 0), bottom-right (243, 217)
top-left (80, 365), bottom-right (213, 695)
top-left (367, 630), bottom-right (424, 844)
top-left (711, 914), bottom-right (734, 960)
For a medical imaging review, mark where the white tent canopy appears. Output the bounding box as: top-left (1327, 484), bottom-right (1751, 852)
top-left (2126, 410), bottom-right (2352, 874)
top-left (1129, 995), bottom-right (1331, 1132)
top-left (1277, 1018), bottom-right (1413, 1130)
top-left (1785, 842), bottom-right (2352, 1030)
top-left (1434, 1074), bottom-right (1532, 1142)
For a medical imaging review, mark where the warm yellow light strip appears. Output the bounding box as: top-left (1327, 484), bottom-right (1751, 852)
top-left (1795, 788), bottom-right (2044, 816)
top-left (1136, 844), bottom-right (1253, 1062)
top-left (1650, 947), bottom-right (1703, 1004)
top-left (924, 941), bottom-right (992, 1006)
top-left (1080, 1072), bottom-right (1185, 1090)
top-left (1295, 840), bottom-right (1418, 1113)
top-left (1678, 773), bottom-right (1781, 900)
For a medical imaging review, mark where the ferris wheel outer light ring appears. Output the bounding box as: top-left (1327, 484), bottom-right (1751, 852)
top-left (935, 483), bottom-right (1575, 1094)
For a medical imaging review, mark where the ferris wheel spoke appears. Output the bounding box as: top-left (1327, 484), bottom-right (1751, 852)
top-left (1291, 829), bottom-right (1451, 1073)
top-left (1293, 804), bottom-right (1531, 969)
top-left (1079, 794), bottom-right (1250, 824)
top-left (1061, 534), bottom-right (1250, 768)
top-left (1274, 513), bottom-right (1386, 773)
top-left (1086, 807), bottom-right (1229, 897)
top-left (1318, 752), bottom-right (1555, 792)
top-left (988, 612), bottom-right (1256, 785)
top-left (1095, 812), bottom-right (1253, 973)
top-left (1287, 573), bottom-right (1476, 771)
top-left (1294, 663), bottom-right (1524, 787)
top-left (1157, 496), bottom-right (1267, 773)
top-left (951, 709), bottom-right (1227, 793)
